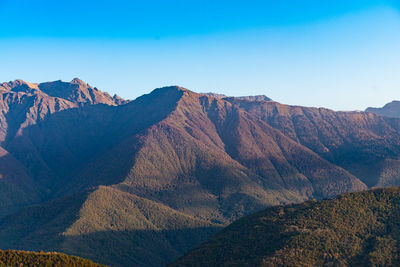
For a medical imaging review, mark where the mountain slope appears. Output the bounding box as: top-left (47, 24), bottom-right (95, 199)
top-left (0, 147), bottom-right (41, 216)
top-left (226, 98), bottom-right (400, 187)
top-left (0, 79), bottom-right (128, 208)
top-left (0, 186), bottom-right (219, 267)
top-left (51, 86), bottom-right (366, 222)
top-left (172, 187), bottom-right (400, 267)
top-left (366, 100), bottom-right (400, 118)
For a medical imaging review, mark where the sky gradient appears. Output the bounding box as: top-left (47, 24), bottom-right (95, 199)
top-left (1, 0), bottom-right (399, 110)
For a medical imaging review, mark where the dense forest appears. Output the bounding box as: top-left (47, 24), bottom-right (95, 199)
top-left (0, 249), bottom-right (104, 266)
top-left (173, 187), bottom-right (400, 266)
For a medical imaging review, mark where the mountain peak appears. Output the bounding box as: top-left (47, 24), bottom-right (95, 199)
top-left (366, 100), bottom-right (400, 118)
top-left (147, 86), bottom-right (197, 100)
top-left (37, 79), bottom-right (127, 105)
top-left (1, 79), bottom-right (127, 106)
top-left (13, 79), bottom-right (28, 85)
top-left (70, 78), bottom-right (86, 86)
top-left (0, 79), bottom-right (39, 93)
top-left (156, 85), bottom-right (191, 92)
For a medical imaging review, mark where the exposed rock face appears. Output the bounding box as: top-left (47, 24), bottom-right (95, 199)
top-left (38, 78), bottom-right (127, 105)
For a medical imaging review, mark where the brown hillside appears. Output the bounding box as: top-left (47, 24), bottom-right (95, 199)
top-left (226, 98), bottom-right (400, 187)
top-left (366, 100), bottom-right (400, 118)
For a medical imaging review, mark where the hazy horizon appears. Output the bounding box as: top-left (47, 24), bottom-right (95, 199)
top-left (1, 0), bottom-right (399, 111)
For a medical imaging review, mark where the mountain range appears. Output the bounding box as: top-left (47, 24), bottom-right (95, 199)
top-left (1, 79), bottom-right (400, 266)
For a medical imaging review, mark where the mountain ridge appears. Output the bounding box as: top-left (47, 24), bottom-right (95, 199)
top-left (1, 79), bottom-right (400, 266)
top-left (366, 100), bottom-right (400, 118)
top-left (202, 92), bottom-right (272, 102)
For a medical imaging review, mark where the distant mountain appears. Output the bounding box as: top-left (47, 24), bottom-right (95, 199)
top-left (202, 92), bottom-right (272, 102)
top-left (201, 92), bottom-right (228, 98)
top-left (226, 98), bottom-right (400, 187)
top-left (0, 249), bottom-right (104, 266)
top-left (172, 187), bottom-right (400, 267)
top-left (223, 95), bottom-right (272, 102)
top-left (366, 101), bottom-right (400, 118)
top-left (1, 80), bottom-right (400, 266)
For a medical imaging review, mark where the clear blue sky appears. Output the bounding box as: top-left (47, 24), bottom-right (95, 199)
top-left (0, 0), bottom-right (399, 110)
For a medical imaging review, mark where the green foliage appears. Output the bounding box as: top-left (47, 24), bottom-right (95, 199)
top-left (0, 249), bottom-right (105, 267)
top-left (0, 186), bottom-right (220, 267)
top-left (172, 187), bottom-right (400, 266)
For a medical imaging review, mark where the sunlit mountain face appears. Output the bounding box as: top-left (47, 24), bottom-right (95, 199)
top-left (2, 79), bottom-right (400, 265)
